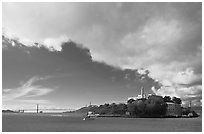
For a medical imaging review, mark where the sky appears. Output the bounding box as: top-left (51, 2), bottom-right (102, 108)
top-left (2, 2), bottom-right (202, 110)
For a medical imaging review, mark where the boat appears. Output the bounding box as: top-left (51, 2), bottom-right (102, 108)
top-left (83, 116), bottom-right (94, 120)
top-left (83, 111), bottom-right (96, 120)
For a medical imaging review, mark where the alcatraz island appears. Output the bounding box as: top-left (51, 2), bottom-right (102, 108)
top-left (73, 87), bottom-right (200, 118)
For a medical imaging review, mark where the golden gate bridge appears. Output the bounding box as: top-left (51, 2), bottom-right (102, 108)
top-left (17, 104), bottom-right (75, 113)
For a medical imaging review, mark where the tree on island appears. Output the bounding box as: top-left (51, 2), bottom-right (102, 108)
top-left (111, 103), bottom-right (127, 115)
top-left (145, 95), bottom-right (167, 117)
top-left (127, 102), bottom-right (137, 116)
top-left (127, 95), bottom-right (168, 117)
top-left (136, 99), bottom-right (146, 115)
top-left (96, 104), bottom-right (111, 114)
top-left (172, 97), bottom-right (182, 104)
top-left (163, 96), bottom-right (172, 102)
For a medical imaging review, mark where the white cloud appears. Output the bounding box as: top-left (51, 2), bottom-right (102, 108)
top-left (142, 18), bottom-right (182, 45)
top-left (152, 86), bottom-right (178, 97)
top-left (3, 30), bottom-right (70, 52)
top-left (177, 85), bottom-right (202, 97)
top-left (152, 83), bottom-right (202, 101)
top-left (137, 68), bottom-right (148, 75)
top-left (11, 41), bottom-right (15, 46)
top-left (3, 27), bottom-right (36, 47)
top-left (150, 66), bottom-right (202, 100)
top-left (3, 76), bottom-right (54, 101)
top-left (118, 18), bottom-right (184, 69)
top-left (18, 37), bottom-right (36, 47)
top-left (43, 35), bottom-right (70, 51)
top-left (17, 99), bottom-right (50, 104)
top-left (172, 68), bottom-right (202, 85)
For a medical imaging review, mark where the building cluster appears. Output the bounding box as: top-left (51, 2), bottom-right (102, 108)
top-left (165, 102), bottom-right (181, 117)
top-left (127, 87), bottom-right (182, 117)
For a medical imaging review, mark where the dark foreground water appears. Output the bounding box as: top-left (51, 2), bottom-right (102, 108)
top-left (2, 113), bottom-right (202, 132)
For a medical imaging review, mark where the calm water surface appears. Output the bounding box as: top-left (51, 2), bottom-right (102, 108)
top-left (2, 113), bottom-right (202, 132)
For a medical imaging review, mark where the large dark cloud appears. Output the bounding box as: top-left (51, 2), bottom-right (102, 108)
top-left (3, 35), bottom-right (159, 101)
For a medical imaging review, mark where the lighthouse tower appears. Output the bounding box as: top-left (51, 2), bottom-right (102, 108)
top-left (135, 87), bottom-right (145, 99)
top-left (141, 87), bottom-right (144, 98)
top-left (140, 87), bottom-right (146, 98)
top-left (128, 86), bottom-right (146, 101)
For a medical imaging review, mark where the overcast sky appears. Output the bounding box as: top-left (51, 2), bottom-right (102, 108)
top-left (2, 2), bottom-right (202, 110)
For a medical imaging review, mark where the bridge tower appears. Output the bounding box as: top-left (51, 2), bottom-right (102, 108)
top-left (37, 104), bottom-right (39, 113)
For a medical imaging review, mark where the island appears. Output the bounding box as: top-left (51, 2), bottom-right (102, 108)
top-left (72, 87), bottom-right (200, 118)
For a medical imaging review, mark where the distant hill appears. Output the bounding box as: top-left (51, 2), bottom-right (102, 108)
top-left (2, 110), bottom-right (16, 113)
top-left (74, 107), bottom-right (89, 113)
top-left (73, 105), bottom-right (98, 114)
top-left (63, 105), bottom-right (99, 114)
top-left (62, 106), bottom-right (99, 117)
